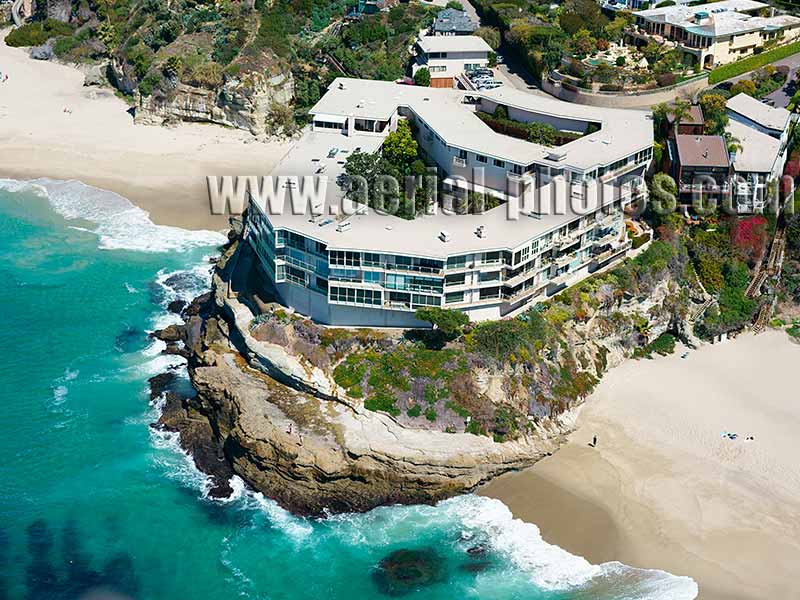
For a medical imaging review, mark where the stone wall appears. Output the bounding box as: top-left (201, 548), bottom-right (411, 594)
top-left (542, 74), bottom-right (710, 108)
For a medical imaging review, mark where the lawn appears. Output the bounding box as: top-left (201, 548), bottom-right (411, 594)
top-left (708, 41), bottom-right (800, 84)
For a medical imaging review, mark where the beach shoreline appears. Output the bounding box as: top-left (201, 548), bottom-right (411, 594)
top-left (0, 32), bottom-right (292, 231)
top-left (480, 330), bottom-right (800, 600)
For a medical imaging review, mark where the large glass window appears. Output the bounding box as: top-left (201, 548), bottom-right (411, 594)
top-left (445, 291), bottom-right (464, 304)
top-left (330, 286), bottom-right (381, 306)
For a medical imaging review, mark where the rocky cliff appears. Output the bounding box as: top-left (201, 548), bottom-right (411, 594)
top-left (133, 70), bottom-right (294, 136)
top-left (150, 229), bottom-right (698, 516)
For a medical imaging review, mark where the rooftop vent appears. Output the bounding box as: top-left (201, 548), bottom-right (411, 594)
top-left (337, 221), bottom-right (352, 233)
top-left (476, 225), bottom-right (486, 238)
top-left (546, 150), bottom-right (567, 161)
top-left (439, 230), bottom-right (451, 243)
top-left (703, 149), bottom-right (709, 158)
top-left (338, 82), bottom-right (346, 90)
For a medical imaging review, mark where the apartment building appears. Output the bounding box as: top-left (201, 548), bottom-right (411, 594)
top-left (630, 0), bottom-right (800, 68)
top-left (245, 78), bottom-right (653, 327)
top-left (412, 34), bottom-right (493, 88)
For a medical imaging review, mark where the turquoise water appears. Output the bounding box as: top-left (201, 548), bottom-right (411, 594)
top-left (0, 179), bottom-right (698, 600)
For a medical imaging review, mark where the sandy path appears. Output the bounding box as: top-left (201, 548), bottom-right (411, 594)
top-left (0, 30), bottom-right (292, 230)
top-left (481, 331), bottom-right (800, 600)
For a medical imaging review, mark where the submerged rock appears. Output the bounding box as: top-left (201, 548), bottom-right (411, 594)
top-left (372, 549), bottom-right (446, 596)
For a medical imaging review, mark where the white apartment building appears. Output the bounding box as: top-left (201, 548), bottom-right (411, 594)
top-left (412, 34), bottom-right (493, 88)
top-left (631, 0), bottom-right (800, 68)
top-left (245, 78), bottom-right (653, 328)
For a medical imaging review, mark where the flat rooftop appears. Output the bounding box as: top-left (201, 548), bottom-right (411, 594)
top-left (727, 92), bottom-right (792, 133)
top-left (262, 130), bottom-right (632, 259)
top-left (417, 34), bottom-right (492, 53)
top-left (727, 119), bottom-right (782, 173)
top-left (309, 78), bottom-right (653, 173)
top-left (637, 0), bottom-right (800, 36)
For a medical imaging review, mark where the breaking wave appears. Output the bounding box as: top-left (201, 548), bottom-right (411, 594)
top-left (0, 178), bottom-right (226, 252)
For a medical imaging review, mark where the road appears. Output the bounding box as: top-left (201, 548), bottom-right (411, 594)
top-left (719, 52), bottom-right (800, 108)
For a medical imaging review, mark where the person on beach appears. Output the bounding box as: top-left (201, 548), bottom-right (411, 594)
top-left (592, 435), bottom-right (597, 447)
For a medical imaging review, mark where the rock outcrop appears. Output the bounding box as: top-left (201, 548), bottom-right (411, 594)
top-left (150, 232), bottom-right (696, 516)
top-left (150, 243), bottom-right (572, 515)
top-left (133, 71), bottom-right (294, 135)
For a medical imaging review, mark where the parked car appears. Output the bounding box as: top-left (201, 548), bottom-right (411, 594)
top-left (477, 80), bottom-right (502, 89)
top-left (468, 69), bottom-right (493, 78)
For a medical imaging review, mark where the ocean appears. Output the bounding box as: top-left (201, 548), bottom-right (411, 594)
top-left (0, 179), bottom-right (698, 600)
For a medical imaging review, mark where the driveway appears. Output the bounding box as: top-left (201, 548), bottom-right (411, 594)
top-left (764, 53), bottom-right (800, 108)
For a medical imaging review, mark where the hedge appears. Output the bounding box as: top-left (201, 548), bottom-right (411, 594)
top-left (631, 233), bottom-right (650, 249)
top-left (708, 41), bottom-right (800, 84)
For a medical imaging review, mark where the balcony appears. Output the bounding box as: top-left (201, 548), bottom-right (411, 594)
top-left (453, 156), bottom-right (467, 168)
top-left (591, 240), bottom-right (631, 266)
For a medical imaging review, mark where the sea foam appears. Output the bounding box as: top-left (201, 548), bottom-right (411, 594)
top-left (0, 178), bottom-right (226, 252)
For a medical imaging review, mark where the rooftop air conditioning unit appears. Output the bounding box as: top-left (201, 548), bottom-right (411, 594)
top-left (337, 221), bottom-right (352, 233)
top-left (439, 230), bottom-right (451, 243)
top-left (476, 225), bottom-right (486, 238)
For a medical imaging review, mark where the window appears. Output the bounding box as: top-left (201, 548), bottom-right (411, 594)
top-left (330, 268), bottom-right (361, 282)
top-left (476, 154), bottom-right (488, 163)
top-left (482, 251), bottom-right (501, 264)
top-left (458, 149), bottom-right (468, 160)
top-left (445, 273), bottom-right (465, 286)
top-left (493, 158), bottom-right (505, 168)
top-left (330, 250), bottom-right (360, 267)
top-left (363, 252), bottom-right (381, 267)
top-left (412, 294), bottom-right (440, 307)
top-left (447, 254), bottom-right (468, 269)
top-left (330, 286), bottom-right (381, 306)
top-left (363, 271), bottom-right (381, 284)
top-left (479, 271), bottom-right (500, 282)
top-left (480, 287), bottom-right (501, 300)
top-left (445, 291), bottom-right (464, 304)
top-left (512, 164), bottom-right (523, 175)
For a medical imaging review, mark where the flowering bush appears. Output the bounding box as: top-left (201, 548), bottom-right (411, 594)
top-left (731, 216), bottom-right (768, 266)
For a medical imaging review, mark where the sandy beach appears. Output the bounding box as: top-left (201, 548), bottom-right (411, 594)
top-left (481, 330), bottom-right (800, 600)
top-left (0, 31), bottom-right (292, 231)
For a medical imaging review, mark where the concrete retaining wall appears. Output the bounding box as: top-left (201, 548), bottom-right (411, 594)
top-left (542, 75), bottom-right (709, 109)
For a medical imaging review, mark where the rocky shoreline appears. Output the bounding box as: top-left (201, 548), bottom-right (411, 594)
top-left (147, 223), bottom-right (698, 516)
top-left (147, 238), bottom-right (576, 516)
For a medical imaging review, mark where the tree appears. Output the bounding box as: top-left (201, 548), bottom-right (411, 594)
top-left (605, 12), bottom-right (634, 43)
top-left (446, 0), bottom-right (464, 9)
top-left (616, 55), bottom-right (626, 67)
top-left (414, 307), bottom-right (469, 337)
top-left (650, 172), bottom-right (677, 216)
top-left (572, 28), bottom-right (596, 57)
top-left (730, 79), bottom-right (756, 97)
top-left (700, 93), bottom-right (729, 135)
top-left (382, 120), bottom-right (418, 173)
top-left (475, 26), bottom-right (501, 50)
top-left (559, 0), bottom-right (607, 36)
top-left (413, 67), bottom-right (430, 87)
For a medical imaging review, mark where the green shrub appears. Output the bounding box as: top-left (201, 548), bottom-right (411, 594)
top-left (137, 72), bottom-right (162, 96)
top-left (425, 407), bottom-right (437, 421)
top-left (53, 36), bottom-right (81, 57)
top-left (708, 41), bottom-right (800, 84)
top-left (634, 333), bottom-right (676, 358)
top-left (407, 404), bottom-right (422, 417)
top-left (5, 19), bottom-right (74, 47)
top-left (631, 233), bottom-right (650, 249)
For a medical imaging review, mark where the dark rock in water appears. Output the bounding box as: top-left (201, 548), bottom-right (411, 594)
top-left (148, 372), bottom-right (178, 400)
top-left (459, 560), bottom-right (493, 574)
top-left (184, 292), bottom-right (212, 317)
top-left (372, 548), bottom-right (446, 596)
top-left (153, 390), bottom-right (234, 498)
top-left (164, 271), bottom-right (206, 295)
top-left (466, 544), bottom-right (487, 557)
top-left (168, 299), bottom-right (187, 314)
top-left (114, 325), bottom-right (146, 353)
top-left (152, 324), bottom-right (184, 343)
